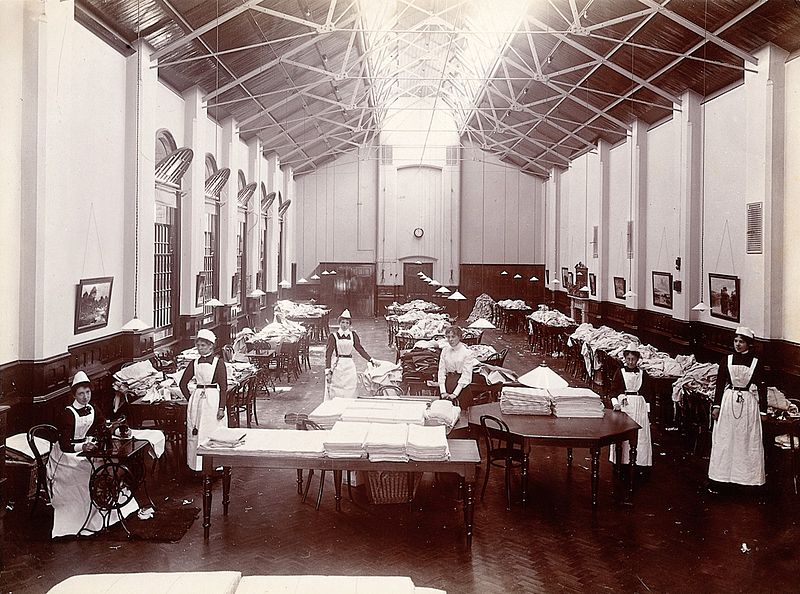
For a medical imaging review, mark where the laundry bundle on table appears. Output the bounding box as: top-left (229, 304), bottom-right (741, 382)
top-left (424, 399), bottom-right (461, 428)
top-left (340, 400), bottom-right (427, 425)
top-left (500, 387), bottom-right (552, 415)
top-left (406, 425), bottom-right (450, 461)
top-left (323, 422), bottom-right (371, 459)
top-left (549, 387), bottom-right (605, 418)
top-left (308, 398), bottom-right (352, 429)
top-left (364, 423), bottom-right (410, 463)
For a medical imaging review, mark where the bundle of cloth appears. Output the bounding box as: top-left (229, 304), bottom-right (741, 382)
top-left (466, 293), bottom-right (495, 323)
top-left (274, 300), bottom-right (327, 317)
top-left (670, 362), bottom-right (719, 403)
top-left (113, 360), bottom-right (163, 394)
top-left (396, 310), bottom-right (449, 325)
top-left (397, 317), bottom-right (450, 339)
top-left (527, 307), bottom-right (576, 327)
top-left (497, 299), bottom-right (530, 310)
top-left (389, 300), bottom-right (441, 313)
top-left (360, 359), bottom-right (402, 395)
top-left (424, 399), bottom-right (461, 429)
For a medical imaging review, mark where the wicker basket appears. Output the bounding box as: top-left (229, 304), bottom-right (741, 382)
top-left (365, 471), bottom-right (422, 504)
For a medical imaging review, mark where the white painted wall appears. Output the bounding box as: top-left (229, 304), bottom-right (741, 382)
top-left (155, 83), bottom-right (185, 145)
top-left (783, 54), bottom-right (800, 343)
top-left (607, 142), bottom-right (632, 302)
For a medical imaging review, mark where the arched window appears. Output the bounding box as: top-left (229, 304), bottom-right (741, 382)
top-left (152, 130), bottom-right (189, 341)
top-left (235, 170), bottom-right (248, 307)
top-left (202, 154), bottom-right (223, 323)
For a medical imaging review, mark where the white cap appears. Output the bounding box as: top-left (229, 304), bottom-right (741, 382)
top-left (71, 370), bottom-right (91, 389)
top-left (735, 326), bottom-right (755, 340)
top-left (239, 327), bottom-right (254, 336)
top-left (622, 342), bottom-right (641, 355)
top-left (339, 309), bottom-right (352, 319)
top-left (196, 328), bottom-right (217, 344)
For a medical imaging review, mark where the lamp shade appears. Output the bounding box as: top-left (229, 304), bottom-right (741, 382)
top-left (297, 277), bottom-right (308, 284)
top-left (579, 285), bottom-right (590, 292)
top-left (500, 270), bottom-right (509, 276)
top-left (448, 291), bottom-right (467, 301)
top-left (623, 290), bottom-right (637, 298)
top-left (121, 317), bottom-right (150, 332)
top-left (435, 286), bottom-right (450, 294)
top-left (310, 274), bottom-right (320, 280)
top-left (278, 280), bottom-right (291, 288)
top-left (205, 298), bottom-right (224, 307)
top-left (468, 317), bottom-right (496, 329)
top-left (329, 270), bottom-right (337, 275)
top-left (321, 270), bottom-right (330, 275)
top-left (248, 289), bottom-right (266, 298)
top-left (513, 273), bottom-right (522, 279)
top-left (691, 301), bottom-right (708, 311)
top-left (518, 364), bottom-right (569, 389)
top-left (529, 276), bottom-right (539, 282)
top-left (430, 279), bottom-right (441, 286)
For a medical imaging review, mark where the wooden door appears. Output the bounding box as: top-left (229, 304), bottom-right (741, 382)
top-left (404, 262), bottom-right (433, 301)
top-left (325, 264), bottom-right (376, 318)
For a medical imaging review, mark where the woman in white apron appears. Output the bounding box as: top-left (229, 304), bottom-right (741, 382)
top-left (48, 371), bottom-right (139, 538)
top-left (179, 329), bottom-right (228, 471)
top-left (324, 310), bottom-right (373, 399)
top-left (609, 343), bottom-right (653, 467)
top-left (708, 326), bottom-right (766, 488)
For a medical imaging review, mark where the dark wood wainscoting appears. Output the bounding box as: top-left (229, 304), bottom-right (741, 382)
top-left (459, 264), bottom-right (546, 316)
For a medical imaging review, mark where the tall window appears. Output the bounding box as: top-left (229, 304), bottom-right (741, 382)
top-left (235, 170), bottom-right (247, 307)
top-left (152, 130), bottom-right (189, 342)
top-left (203, 154), bottom-right (222, 323)
top-left (260, 183), bottom-right (275, 308)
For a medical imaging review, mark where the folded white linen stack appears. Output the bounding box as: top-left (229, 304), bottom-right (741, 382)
top-left (323, 421), bottom-right (371, 458)
top-left (340, 400), bottom-right (427, 425)
top-left (424, 399), bottom-right (461, 428)
top-left (549, 387), bottom-right (605, 418)
top-left (308, 397), bottom-right (352, 429)
top-left (202, 428), bottom-right (326, 457)
top-left (500, 387), bottom-right (552, 415)
top-left (203, 428), bottom-right (247, 449)
top-left (365, 423), bottom-right (409, 462)
top-left (406, 425), bottom-right (449, 461)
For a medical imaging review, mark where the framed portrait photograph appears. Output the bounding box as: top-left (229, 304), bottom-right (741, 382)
top-left (561, 267), bottom-right (569, 287)
top-left (652, 271), bottom-right (673, 309)
top-left (195, 273), bottom-right (207, 308)
top-left (613, 276), bottom-right (626, 299)
top-left (709, 273), bottom-right (740, 322)
top-left (74, 276), bottom-right (113, 334)
top-left (589, 273), bottom-right (597, 296)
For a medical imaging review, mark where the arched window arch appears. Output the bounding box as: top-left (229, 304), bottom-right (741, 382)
top-left (202, 153), bottom-right (223, 322)
top-left (235, 170), bottom-right (249, 307)
top-left (152, 129), bottom-right (186, 341)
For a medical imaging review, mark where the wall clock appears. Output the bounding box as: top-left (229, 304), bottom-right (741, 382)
top-left (413, 227), bottom-right (424, 238)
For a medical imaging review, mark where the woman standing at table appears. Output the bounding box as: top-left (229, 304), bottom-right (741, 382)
top-left (325, 309), bottom-right (373, 399)
top-left (708, 326), bottom-right (767, 491)
top-left (180, 329), bottom-right (228, 471)
top-left (609, 343), bottom-right (652, 469)
top-left (438, 326), bottom-right (476, 403)
top-left (47, 371), bottom-right (139, 537)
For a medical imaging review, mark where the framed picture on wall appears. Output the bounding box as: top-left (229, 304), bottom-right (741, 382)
top-left (567, 272), bottom-right (574, 287)
top-left (195, 274), bottom-right (206, 308)
top-left (231, 273), bottom-right (239, 299)
top-left (545, 269), bottom-right (550, 285)
top-left (709, 273), bottom-right (740, 322)
top-left (652, 271), bottom-right (673, 309)
top-left (613, 277), bottom-right (626, 299)
top-left (561, 267), bottom-right (569, 287)
top-left (589, 273), bottom-right (597, 296)
top-left (74, 276), bottom-right (113, 334)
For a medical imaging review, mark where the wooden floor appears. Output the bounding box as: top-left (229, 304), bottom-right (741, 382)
top-left (3, 319), bottom-right (800, 593)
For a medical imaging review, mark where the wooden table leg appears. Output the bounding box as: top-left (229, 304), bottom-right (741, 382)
top-left (203, 472), bottom-right (213, 541)
top-left (296, 469), bottom-right (304, 495)
top-left (590, 447), bottom-right (600, 507)
top-left (628, 436), bottom-right (637, 502)
top-left (222, 467), bottom-right (232, 515)
top-left (521, 452), bottom-right (529, 507)
top-left (463, 481), bottom-right (475, 549)
top-left (567, 448), bottom-right (573, 467)
top-left (333, 469), bottom-right (343, 511)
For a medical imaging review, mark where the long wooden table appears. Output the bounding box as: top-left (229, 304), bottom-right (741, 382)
top-left (468, 403), bottom-right (640, 507)
top-left (199, 436), bottom-right (481, 546)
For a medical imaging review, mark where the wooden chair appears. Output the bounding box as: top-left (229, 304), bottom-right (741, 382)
top-left (152, 401), bottom-right (186, 470)
top-left (27, 424), bottom-right (60, 516)
top-left (479, 415), bottom-right (528, 510)
top-left (298, 333), bottom-right (311, 371)
top-left (375, 384), bottom-right (405, 398)
top-left (228, 377), bottom-right (258, 428)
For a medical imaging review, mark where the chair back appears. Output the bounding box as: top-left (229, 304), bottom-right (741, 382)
top-left (495, 348), bottom-right (509, 368)
top-left (375, 384), bottom-right (405, 398)
top-left (27, 424), bottom-right (60, 502)
top-left (222, 344), bottom-right (235, 363)
top-left (300, 419), bottom-right (324, 431)
top-left (479, 414), bottom-right (514, 456)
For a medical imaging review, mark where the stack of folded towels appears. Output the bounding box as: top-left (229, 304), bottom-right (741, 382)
top-left (406, 425), bottom-right (449, 461)
top-left (424, 399), bottom-right (461, 428)
top-left (202, 428), bottom-right (247, 449)
top-left (323, 421), bottom-right (370, 459)
top-left (364, 423), bottom-right (409, 462)
top-left (500, 386), bottom-right (552, 415)
top-left (340, 400), bottom-right (427, 425)
top-left (549, 387), bottom-right (605, 418)
top-left (308, 398), bottom-right (352, 429)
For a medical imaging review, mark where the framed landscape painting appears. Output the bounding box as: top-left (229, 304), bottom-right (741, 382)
top-left (613, 276), bottom-right (626, 299)
top-left (709, 273), bottom-right (740, 322)
top-left (589, 273), bottom-right (597, 296)
top-left (74, 276), bottom-right (113, 334)
top-left (652, 271), bottom-right (673, 309)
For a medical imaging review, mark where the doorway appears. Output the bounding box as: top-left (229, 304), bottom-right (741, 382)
top-left (403, 262), bottom-right (433, 301)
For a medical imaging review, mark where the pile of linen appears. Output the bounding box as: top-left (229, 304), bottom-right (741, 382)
top-left (398, 317), bottom-right (450, 338)
top-left (497, 299), bottom-right (530, 309)
top-left (527, 307), bottom-right (576, 327)
top-left (466, 293), bottom-right (495, 323)
top-left (113, 360), bottom-right (163, 393)
top-left (340, 400), bottom-right (427, 425)
top-left (549, 387), bottom-right (605, 418)
top-left (406, 425), bottom-right (450, 461)
top-left (424, 399), bottom-right (461, 428)
top-left (500, 386), bottom-right (552, 415)
top-left (322, 422), bottom-right (370, 458)
top-left (274, 300), bottom-right (327, 317)
top-left (365, 423), bottom-right (409, 462)
top-left (389, 300), bottom-right (441, 313)
top-left (308, 398), bottom-right (352, 429)
top-left (671, 362), bottom-right (719, 403)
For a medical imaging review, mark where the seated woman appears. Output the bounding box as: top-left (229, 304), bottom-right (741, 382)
top-left (608, 343), bottom-right (652, 469)
top-left (47, 371), bottom-right (139, 538)
top-left (437, 326), bottom-right (477, 406)
top-left (231, 327), bottom-right (255, 362)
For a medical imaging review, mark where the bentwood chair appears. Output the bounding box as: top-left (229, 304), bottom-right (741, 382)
top-left (27, 424), bottom-right (60, 517)
top-left (479, 415), bottom-right (527, 510)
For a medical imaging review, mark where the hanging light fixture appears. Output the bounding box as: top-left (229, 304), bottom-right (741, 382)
top-left (500, 270), bottom-right (509, 276)
top-left (693, 25), bottom-right (709, 314)
top-left (329, 269), bottom-right (337, 275)
top-left (122, 0), bottom-right (150, 333)
top-left (310, 273), bottom-right (320, 280)
top-left (435, 286), bottom-right (451, 294)
top-left (513, 273), bottom-right (522, 279)
top-left (248, 289), bottom-right (266, 298)
top-left (529, 276), bottom-right (539, 282)
top-left (321, 270), bottom-right (330, 275)
top-left (297, 277), bottom-right (308, 284)
top-left (469, 317), bottom-right (496, 329)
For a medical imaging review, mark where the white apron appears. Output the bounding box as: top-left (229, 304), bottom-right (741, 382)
top-left (328, 333), bottom-right (358, 399)
top-left (708, 355), bottom-right (765, 485)
top-left (186, 356), bottom-right (228, 471)
top-left (47, 405), bottom-right (138, 538)
top-left (609, 370), bottom-right (653, 466)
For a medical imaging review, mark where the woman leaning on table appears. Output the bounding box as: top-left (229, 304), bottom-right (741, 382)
top-left (438, 325), bottom-right (476, 404)
top-left (47, 371), bottom-right (138, 537)
top-left (179, 329), bottom-right (228, 471)
top-left (708, 326), bottom-right (767, 491)
top-left (325, 309), bottom-right (374, 399)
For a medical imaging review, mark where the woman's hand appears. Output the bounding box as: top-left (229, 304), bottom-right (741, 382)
top-left (711, 406), bottom-right (720, 421)
top-left (216, 408), bottom-right (226, 421)
top-left (82, 440), bottom-right (97, 452)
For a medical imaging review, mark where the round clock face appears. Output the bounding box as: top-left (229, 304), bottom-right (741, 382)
top-left (413, 227), bottom-right (424, 238)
